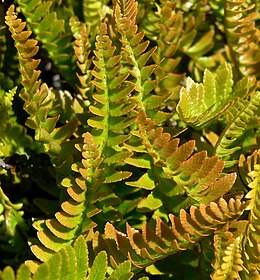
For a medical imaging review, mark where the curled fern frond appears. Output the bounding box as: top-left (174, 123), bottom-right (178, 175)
top-left (31, 133), bottom-right (104, 262)
top-left (224, 0), bottom-right (260, 79)
top-left (93, 197), bottom-right (249, 269)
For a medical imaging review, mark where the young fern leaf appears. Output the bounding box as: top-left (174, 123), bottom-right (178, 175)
top-left (93, 197), bottom-right (249, 269)
top-left (239, 150), bottom-right (260, 277)
top-left (215, 91), bottom-right (260, 167)
top-left (88, 21), bottom-right (135, 182)
top-left (5, 5), bottom-right (77, 171)
top-left (114, 0), bottom-right (170, 124)
top-left (177, 63), bottom-right (236, 128)
top-left (31, 133), bottom-right (104, 262)
top-left (224, 0), bottom-right (260, 78)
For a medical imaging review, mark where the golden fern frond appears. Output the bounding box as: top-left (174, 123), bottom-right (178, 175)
top-left (212, 235), bottom-right (244, 279)
top-left (211, 221), bottom-right (249, 280)
top-left (70, 17), bottom-right (92, 100)
top-left (93, 197), bottom-right (249, 269)
top-left (239, 150), bottom-right (260, 277)
top-left (5, 5), bottom-right (77, 174)
top-left (30, 133), bottom-right (104, 262)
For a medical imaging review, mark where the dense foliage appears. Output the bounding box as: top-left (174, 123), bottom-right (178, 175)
top-left (0, 0), bottom-right (259, 279)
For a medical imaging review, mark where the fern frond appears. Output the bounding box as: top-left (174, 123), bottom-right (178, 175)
top-left (127, 111), bottom-right (236, 206)
top-left (0, 8), bottom-right (18, 90)
top-left (224, 0), bottom-right (260, 78)
top-left (0, 236), bottom-right (135, 280)
top-left (212, 235), bottom-right (244, 279)
top-left (146, 2), bottom-right (185, 103)
top-left (177, 63), bottom-right (236, 128)
top-left (0, 87), bottom-right (16, 129)
top-left (31, 133), bottom-right (104, 262)
top-left (88, 21), bottom-right (135, 182)
top-left (5, 5), bottom-right (77, 173)
top-left (93, 197), bottom-right (248, 269)
top-left (215, 90), bottom-right (260, 167)
top-left (239, 150), bottom-right (260, 277)
top-left (70, 17), bottom-right (92, 100)
top-left (16, 0), bottom-right (77, 85)
top-left (114, 0), bottom-right (170, 124)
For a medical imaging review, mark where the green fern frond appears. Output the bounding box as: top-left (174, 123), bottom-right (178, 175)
top-left (93, 197), bottom-right (249, 269)
top-left (114, 0), bottom-right (170, 124)
top-left (224, 0), bottom-right (260, 79)
top-left (31, 133), bottom-right (104, 262)
top-left (177, 63), bottom-right (236, 128)
top-left (0, 187), bottom-right (30, 268)
top-left (0, 87), bottom-right (16, 128)
top-left (88, 21), bottom-right (135, 182)
top-left (215, 90), bottom-right (260, 167)
top-left (0, 235), bottom-right (136, 280)
top-left (147, 2), bottom-right (185, 103)
top-left (0, 8), bottom-right (18, 90)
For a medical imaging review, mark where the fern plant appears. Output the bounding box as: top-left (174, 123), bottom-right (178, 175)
top-left (0, 0), bottom-right (259, 279)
